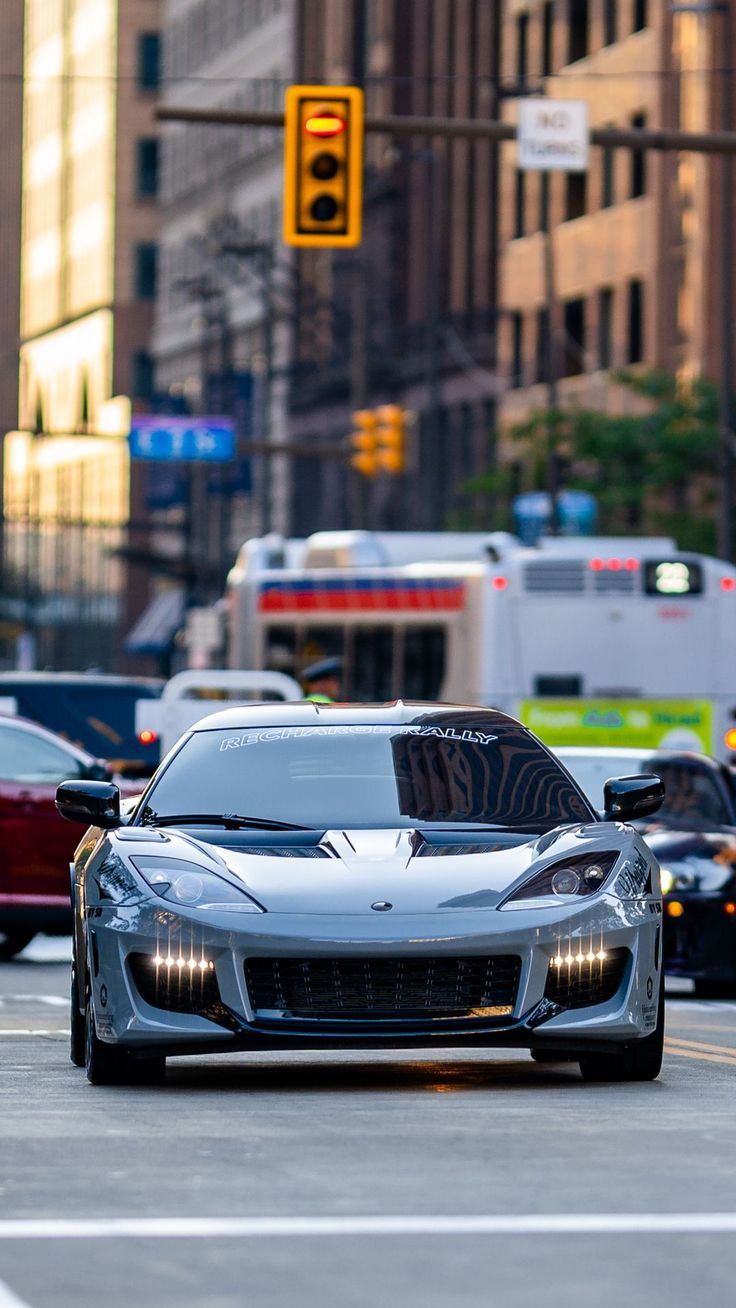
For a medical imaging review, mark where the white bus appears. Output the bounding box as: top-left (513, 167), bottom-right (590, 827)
top-left (225, 530), bottom-right (736, 761)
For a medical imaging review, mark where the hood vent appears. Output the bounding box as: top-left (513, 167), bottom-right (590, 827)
top-left (236, 845), bottom-right (331, 859)
top-left (417, 843), bottom-right (511, 858)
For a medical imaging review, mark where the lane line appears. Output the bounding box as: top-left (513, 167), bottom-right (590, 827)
top-left (4, 996), bottom-right (67, 1008)
top-left (0, 1030), bottom-right (69, 1038)
top-left (664, 1044), bottom-right (736, 1068)
top-left (0, 1277), bottom-right (34, 1307)
top-left (1, 1213), bottom-right (736, 1240)
top-left (666, 1036), bottom-right (736, 1058)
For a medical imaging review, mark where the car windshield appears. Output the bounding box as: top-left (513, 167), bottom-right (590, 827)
top-left (559, 751), bottom-right (734, 828)
top-left (140, 719), bottom-right (593, 831)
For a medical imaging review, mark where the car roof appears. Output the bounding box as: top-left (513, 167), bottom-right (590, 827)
top-left (0, 712), bottom-right (96, 763)
top-left (188, 700), bottom-right (524, 733)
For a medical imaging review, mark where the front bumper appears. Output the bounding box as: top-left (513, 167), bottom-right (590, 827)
top-left (86, 897), bottom-right (662, 1058)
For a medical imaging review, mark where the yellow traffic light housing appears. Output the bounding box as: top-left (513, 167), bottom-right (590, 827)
top-left (376, 405), bottom-right (407, 474)
top-left (349, 409), bottom-right (379, 477)
top-left (283, 85), bottom-right (364, 248)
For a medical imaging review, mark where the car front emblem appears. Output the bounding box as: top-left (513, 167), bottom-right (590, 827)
top-left (371, 901), bottom-right (393, 912)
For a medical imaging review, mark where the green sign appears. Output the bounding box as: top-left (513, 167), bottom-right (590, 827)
top-left (519, 698), bottom-right (713, 753)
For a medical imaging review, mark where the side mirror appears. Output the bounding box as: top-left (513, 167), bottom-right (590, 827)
top-left (603, 774), bottom-right (665, 822)
top-left (56, 780), bottom-right (122, 829)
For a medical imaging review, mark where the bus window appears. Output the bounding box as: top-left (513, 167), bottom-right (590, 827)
top-left (402, 627), bottom-right (446, 700)
top-left (351, 627), bottom-right (394, 701)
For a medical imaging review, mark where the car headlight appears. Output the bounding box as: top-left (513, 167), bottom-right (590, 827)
top-left (130, 856), bottom-right (265, 913)
top-left (499, 851), bottom-right (619, 910)
top-left (659, 868), bottom-right (674, 895)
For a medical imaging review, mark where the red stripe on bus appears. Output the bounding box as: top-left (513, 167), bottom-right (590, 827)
top-left (258, 588), bottom-right (465, 613)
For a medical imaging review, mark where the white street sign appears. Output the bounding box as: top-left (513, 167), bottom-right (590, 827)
top-left (517, 98), bottom-right (589, 172)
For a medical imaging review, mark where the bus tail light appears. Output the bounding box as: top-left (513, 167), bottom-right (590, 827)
top-left (721, 577), bottom-right (736, 592)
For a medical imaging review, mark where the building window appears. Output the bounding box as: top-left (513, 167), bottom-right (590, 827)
top-left (598, 287), bottom-right (614, 369)
top-left (627, 279), bottom-right (644, 362)
top-left (514, 170), bottom-right (526, 238)
top-left (136, 138), bottom-right (160, 197)
top-left (511, 312), bottom-right (524, 387)
top-left (137, 33), bottom-right (161, 91)
top-left (134, 243), bottom-right (158, 300)
top-left (601, 136), bottom-right (615, 207)
top-left (633, 0), bottom-right (648, 32)
top-left (568, 0), bottom-right (588, 63)
top-left (603, 0), bottom-right (616, 45)
top-left (516, 12), bottom-right (529, 82)
top-left (542, 2), bottom-right (554, 76)
top-left (563, 298), bottom-right (585, 377)
top-left (565, 171), bottom-right (587, 220)
top-left (630, 113), bottom-right (647, 197)
top-left (132, 351), bottom-right (154, 399)
top-left (536, 307), bottom-right (550, 384)
top-left (539, 172), bottom-right (550, 232)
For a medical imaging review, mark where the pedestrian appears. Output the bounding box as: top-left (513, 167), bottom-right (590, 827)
top-left (301, 657), bottom-right (342, 703)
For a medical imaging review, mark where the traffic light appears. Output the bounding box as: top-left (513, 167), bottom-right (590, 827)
top-left (283, 85), bottom-right (364, 248)
top-left (375, 405), bottom-right (407, 474)
top-left (349, 409), bottom-right (379, 477)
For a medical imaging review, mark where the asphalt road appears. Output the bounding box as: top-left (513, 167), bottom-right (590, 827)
top-left (1, 939), bottom-right (736, 1308)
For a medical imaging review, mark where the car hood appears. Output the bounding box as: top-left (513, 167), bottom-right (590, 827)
top-left (132, 822), bottom-right (626, 914)
top-left (642, 824), bottom-right (736, 893)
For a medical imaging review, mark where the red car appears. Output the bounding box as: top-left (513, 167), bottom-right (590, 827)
top-left (0, 716), bottom-right (137, 960)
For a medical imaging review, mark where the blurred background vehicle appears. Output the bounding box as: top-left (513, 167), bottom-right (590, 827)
top-left (0, 674), bottom-right (162, 779)
top-left (0, 715), bottom-right (141, 961)
top-left (227, 531), bottom-right (736, 762)
top-left (556, 746), bottom-right (736, 997)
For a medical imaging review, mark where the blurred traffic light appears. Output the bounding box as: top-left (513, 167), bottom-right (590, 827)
top-left (283, 85), bottom-right (364, 248)
top-left (375, 405), bottom-right (407, 474)
top-left (349, 406), bottom-right (410, 477)
top-left (349, 409), bottom-right (379, 477)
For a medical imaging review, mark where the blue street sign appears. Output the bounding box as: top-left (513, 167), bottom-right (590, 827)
top-left (129, 416), bottom-right (236, 462)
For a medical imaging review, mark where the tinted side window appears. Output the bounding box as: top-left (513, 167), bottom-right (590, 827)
top-left (0, 727), bottom-right (84, 784)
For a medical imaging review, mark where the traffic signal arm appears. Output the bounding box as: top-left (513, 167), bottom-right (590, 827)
top-left (283, 85), bottom-right (364, 248)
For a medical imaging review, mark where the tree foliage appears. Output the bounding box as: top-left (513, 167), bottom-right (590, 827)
top-left (467, 370), bottom-right (720, 552)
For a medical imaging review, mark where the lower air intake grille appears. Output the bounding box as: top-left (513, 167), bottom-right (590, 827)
top-left (244, 955), bottom-right (521, 1020)
top-left (544, 948), bottom-right (629, 1010)
top-left (128, 952), bottom-right (233, 1027)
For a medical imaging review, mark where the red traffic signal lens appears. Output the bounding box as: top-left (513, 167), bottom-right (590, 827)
top-left (304, 113), bottom-right (346, 138)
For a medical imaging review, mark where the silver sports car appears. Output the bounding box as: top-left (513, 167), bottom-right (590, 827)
top-left (57, 703), bottom-right (666, 1086)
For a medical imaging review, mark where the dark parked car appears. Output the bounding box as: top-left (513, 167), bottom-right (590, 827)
top-left (0, 715), bottom-right (127, 960)
top-left (0, 674), bottom-right (162, 778)
top-left (557, 747), bottom-right (736, 997)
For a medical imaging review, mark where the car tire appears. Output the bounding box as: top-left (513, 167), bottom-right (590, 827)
top-left (85, 999), bottom-right (166, 1087)
top-left (70, 953), bottom-right (85, 1068)
top-left (0, 931), bottom-right (34, 961)
top-left (578, 974), bottom-right (665, 1083)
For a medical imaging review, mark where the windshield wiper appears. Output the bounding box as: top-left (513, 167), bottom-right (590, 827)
top-left (141, 812), bottom-right (314, 832)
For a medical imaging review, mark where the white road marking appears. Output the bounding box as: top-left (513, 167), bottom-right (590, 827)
top-left (667, 1000), bottom-right (736, 1013)
top-left (0, 1276), bottom-right (34, 1307)
top-left (5, 996), bottom-right (67, 1008)
top-left (0, 1030), bottom-right (69, 1038)
top-left (1, 1213), bottom-right (736, 1240)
